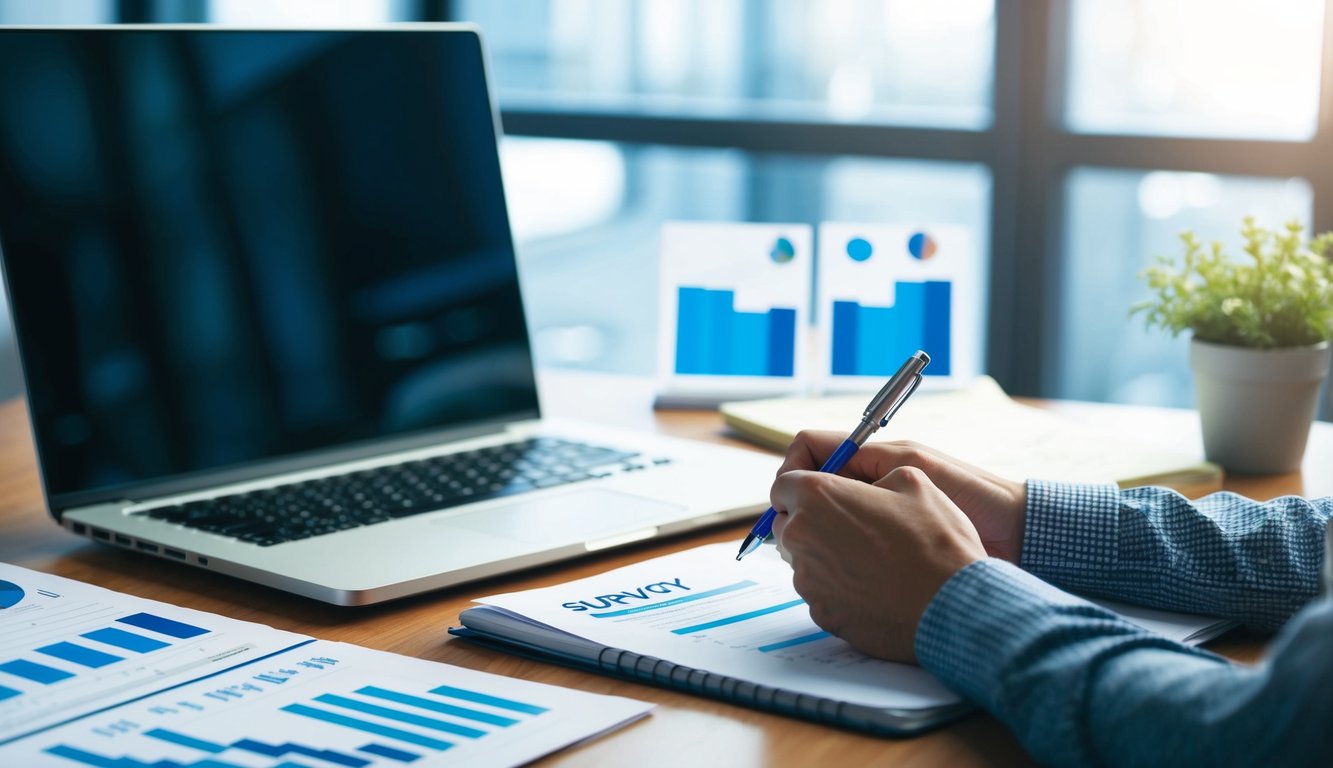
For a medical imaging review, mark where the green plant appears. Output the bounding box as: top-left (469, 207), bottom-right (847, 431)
top-left (1133, 217), bottom-right (1333, 348)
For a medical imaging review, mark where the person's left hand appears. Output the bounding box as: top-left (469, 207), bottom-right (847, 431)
top-left (769, 466), bottom-right (987, 663)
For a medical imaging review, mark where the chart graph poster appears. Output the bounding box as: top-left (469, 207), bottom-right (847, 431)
top-left (816, 223), bottom-right (983, 390)
top-left (657, 221), bottom-right (812, 404)
top-left (0, 563), bottom-right (305, 743)
top-left (4, 640), bottom-right (652, 768)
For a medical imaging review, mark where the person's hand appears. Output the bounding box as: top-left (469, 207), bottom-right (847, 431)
top-left (770, 465), bottom-right (986, 662)
top-left (777, 431), bottom-right (1028, 563)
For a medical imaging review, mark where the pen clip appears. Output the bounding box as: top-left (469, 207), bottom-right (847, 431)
top-left (879, 373), bottom-right (922, 427)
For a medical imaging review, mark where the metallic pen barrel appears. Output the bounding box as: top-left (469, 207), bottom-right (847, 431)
top-left (733, 350), bottom-right (931, 563)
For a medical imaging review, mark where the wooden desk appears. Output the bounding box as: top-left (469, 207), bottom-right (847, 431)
top-left (2, 378), bottom-right (1330, 767)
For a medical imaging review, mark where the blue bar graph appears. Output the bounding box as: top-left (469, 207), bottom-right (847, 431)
top-left (118, 728), bottom-right (376, 768)
top-left (671, 599), bottom-right (805, 635)
top-left (80, 627), bottom-right (169, 653)
top-left (675, 287), bottom-right (796, 376)
top-left (40, 682), bottom-right (553, 768)
top-left (0, 684), bottom-right (20, 700)
top-left (359, 743), bottom-right (421, 763)
top-left (231, 738), bottom-right (369, 767)
top-left (0, 658), bottom-right (75, 684)
top-left (831, 280), bottom-right (952, 376)
top-left (428, 685), bottom-right (549, 716)
top-left (37, 642), bottom-right (124, 669)
top-left (117, 613), bottom-right (208, 639)
top-left (280, 703), bottom-right (455, 751)
top-left (313, 693), bottom-right (487, 738)
top-left (144, 728), bottom-right (226, 753)
top-left (45, 743), bottom-right (250, 768)
top-left (757, 630), bottom-right (832, 653)
top-left (357, 686), bottom-right (518, 727)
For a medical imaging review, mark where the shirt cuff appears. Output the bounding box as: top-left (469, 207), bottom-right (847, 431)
top-left (914, 558), bottom-right (1113, 710)
top-left (1020, 480), bottom-right (1121, 585)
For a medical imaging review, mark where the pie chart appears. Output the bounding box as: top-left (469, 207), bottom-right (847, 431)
top-left (0, 579), bottom-right (23, 609)
top-left (908, 232), bottom-right (938, 260)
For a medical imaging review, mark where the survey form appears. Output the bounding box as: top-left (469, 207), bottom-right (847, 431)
top-left (473, 543), bottom-right (962, 711)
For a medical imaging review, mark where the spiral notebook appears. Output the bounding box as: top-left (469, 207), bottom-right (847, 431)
top-left (449, 543), bottom-right (1235, 737)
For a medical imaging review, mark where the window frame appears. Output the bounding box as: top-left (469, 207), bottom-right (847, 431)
top-left (443, 0), bottom-right (1333, 403)
top-left (121, 0), bottom-right (1333, 405)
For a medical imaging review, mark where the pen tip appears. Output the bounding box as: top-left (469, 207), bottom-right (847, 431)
top-left (735, 533), bottom-right (755, 561)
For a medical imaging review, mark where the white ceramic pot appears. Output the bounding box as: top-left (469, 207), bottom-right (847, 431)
top-left (1190, 338), bottom-right (1331, 474)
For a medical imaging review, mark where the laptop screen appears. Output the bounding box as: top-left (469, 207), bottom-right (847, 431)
top-left (0, 27), bottom-right (540, 503)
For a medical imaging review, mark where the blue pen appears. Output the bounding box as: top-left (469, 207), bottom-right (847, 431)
top-left (734, 350), bottom-right (931, 561)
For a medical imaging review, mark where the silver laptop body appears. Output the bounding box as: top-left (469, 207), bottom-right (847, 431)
top-left (0, 24), bottom-right (776, 604)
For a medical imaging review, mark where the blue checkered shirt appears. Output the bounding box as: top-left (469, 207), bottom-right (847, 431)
top-left (915, 482), bottom-right (1333, 767)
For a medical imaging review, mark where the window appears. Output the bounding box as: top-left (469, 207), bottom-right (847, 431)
top-left (208, 0), bottom-right (400, 25)
top-left (0, 0), bottom-right (1329, 419)
top-left (459, 0), bottom-right (995, 128)
top-left (1059, 169), bottom-right (1312, 406)
top-left (503, 140), bottom-right (989, 375)
top-left (1065, 0), bottom-right (1324, 140)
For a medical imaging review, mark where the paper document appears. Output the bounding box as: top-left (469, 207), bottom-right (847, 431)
top-left (470, 543), bottom-right (1237, 715)
top-left (0, 562), bottom-right (306, 742)
top-left (3, 640), bottom-right (651, 768)
top-left (477, 544), bottom-right (961, 710)
top-left (721, 376), bottom-right (1222, 493)
top-left (0, 563), bottom-right (652, 766)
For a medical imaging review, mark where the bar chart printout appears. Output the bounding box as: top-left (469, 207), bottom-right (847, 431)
top-left (816, 223), bottom-right (982, 389)
top-left (6, 641), bottom-right (652, 768)
top-left (0, 563), bottom-right (307, 743)
top-left (657, 222), bottom-right (811, 401)
top-left (831, 281), bottom-right (952, 376)
top-left (675, 287), bottom-right (797, 376)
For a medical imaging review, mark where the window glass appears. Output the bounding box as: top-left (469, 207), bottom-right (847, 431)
top-left (504, 139), bottom-right (991, 375)
top-left (0, 0), bottom-right (112, 24)
top-left (1057, 168), bottom-right (1313, 408)
top-left (507, 140), bottom-right (748, 374)
top-left (209, 0), bottom-right (399, 25)
top-left (1065, 0), bottom-right (1324, 140)
top-left (455, 0), bottom-right (995, 128)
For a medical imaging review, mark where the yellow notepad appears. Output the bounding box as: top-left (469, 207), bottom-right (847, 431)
top-left (720, 377), bottom-right (1222, 497)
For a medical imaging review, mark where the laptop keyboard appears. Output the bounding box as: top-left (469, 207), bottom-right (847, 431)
top-left (138, 438), bottom-right (666, 547)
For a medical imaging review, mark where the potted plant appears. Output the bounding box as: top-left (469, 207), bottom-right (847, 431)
top-left (1133, 217), bottom-right (1333, 474)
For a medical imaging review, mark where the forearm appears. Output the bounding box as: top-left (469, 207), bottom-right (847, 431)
top-left (916, 560), bottom-right (1333, 767)
top-left (1020, 482), bottom-right (1331, 629)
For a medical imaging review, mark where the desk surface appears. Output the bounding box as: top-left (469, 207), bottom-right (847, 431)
top-left (3, 375), bottom-right (1330, 766)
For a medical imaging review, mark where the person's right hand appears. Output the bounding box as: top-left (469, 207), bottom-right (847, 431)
top-left (776, 432), bottom-right (1028, 564)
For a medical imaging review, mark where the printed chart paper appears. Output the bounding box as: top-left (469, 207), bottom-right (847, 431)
top-left (3, 641), bottom-right (652, 768)
top-left (0, 562), bottom-right (306, 743)
top-left (816, 223), bottom-right (983, 391)
top-left (0, 563), bottom-right (653, 766)
top-left (657, 221), bottom-right (813, 403)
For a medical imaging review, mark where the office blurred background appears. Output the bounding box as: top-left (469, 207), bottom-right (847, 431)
top-left (0, 0), bottom-right (1329, 419)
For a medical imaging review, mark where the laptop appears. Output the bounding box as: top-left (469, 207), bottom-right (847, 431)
top-left (0, 24), bottom-right (777, 605)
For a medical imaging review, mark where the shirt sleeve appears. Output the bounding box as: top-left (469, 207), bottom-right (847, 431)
top-left (916, 559), bottom-right (1333, 768)
top-left (1020, 481), bottom-right (1332, 630)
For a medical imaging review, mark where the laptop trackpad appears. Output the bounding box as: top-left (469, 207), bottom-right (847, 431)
top-left (436, 489), bottom-right (687, 545)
